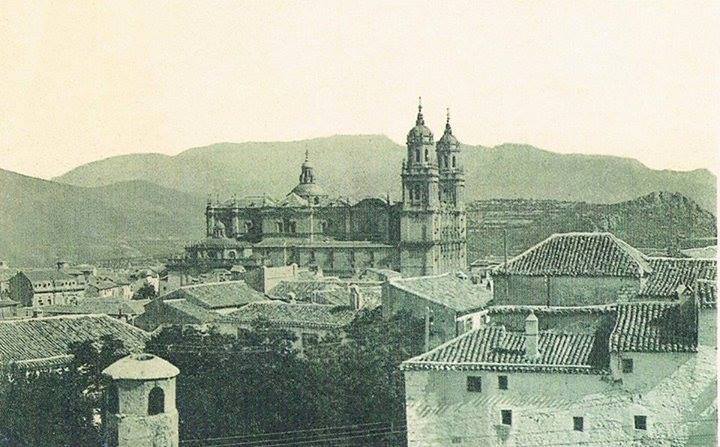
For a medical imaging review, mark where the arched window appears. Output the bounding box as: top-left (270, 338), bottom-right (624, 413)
top-left (424, 147), bottom-right (429, 161)
top-left (148, 387), bottom-right (165, 415)
top-left (452, 156), bottom-right (456, 168)
top-left (107, 383), bottom-right (119, 414)
top-left (415, 149), bottom-right (420, 162)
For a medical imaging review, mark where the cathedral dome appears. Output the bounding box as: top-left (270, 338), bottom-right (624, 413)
top-left (406, 98), bottom-right (433, 144)
top-left (291, 182), bottom-right (326, 198)
top-left (438, 128), bottom-right (458, 146)
top-left (437, 109), bottom-right (459, 147)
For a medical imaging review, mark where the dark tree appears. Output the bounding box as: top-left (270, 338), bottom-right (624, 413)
top-left (0, 336), bottom-right (129, 447)
top-left (132, 283), bottom-right (157, 300)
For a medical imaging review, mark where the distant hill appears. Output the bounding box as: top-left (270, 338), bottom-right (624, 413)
top-left (0, 169), bottom-right (204, 266)
top-left (54, 136), bottom-right (717, 212)
top-left (468, 191), bottom-right (717, 262)
top-left (2, 161), bottom-right (714, 267)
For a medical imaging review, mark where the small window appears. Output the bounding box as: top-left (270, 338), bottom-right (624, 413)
top-left (622, 358), bottom-right (634, 373)
top-left (466, 376), bottom-right (482, 392)
top-left (148, 387), bottom-right (165, 415)
top-left (275, 222), bottom-right (283, 233)
top-left (501, 410), bottom-right (512, 426)
top-left (498, 375), bottom-right (508, 390)
top-left (573, 416), bottom-right (584, 432)
top-left (634, 415), bottom-right (646, 430)
top-left (452, 155), bottom-right (456, 167)
top-left (107, 383), bottom-right (119, 414)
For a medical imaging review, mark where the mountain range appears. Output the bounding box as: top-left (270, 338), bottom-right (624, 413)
top-left (0, 168), bottom-right (204, 266)
top-left (1, 135), bottom-right (715, 266)
top-left (54, 135), bottom-right (717, 212)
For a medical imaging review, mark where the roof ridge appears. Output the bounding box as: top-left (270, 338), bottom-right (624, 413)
top-left (403, 326), bottom-right (487, 364)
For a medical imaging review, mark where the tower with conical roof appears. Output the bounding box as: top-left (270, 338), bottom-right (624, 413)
top-left (436, 108), bottom-right (464, 208)
top-left (399, 99), bottom-right (467, 276)
top-left (435, 108), bottom-right (467, 272)
top-left (400, 98), bottom-right (441, 276)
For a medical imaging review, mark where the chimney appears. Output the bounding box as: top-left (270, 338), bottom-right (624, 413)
top-left (349, 285), bottom-right (363, 310)
top-left (524, 310), bottom-right (540, 360)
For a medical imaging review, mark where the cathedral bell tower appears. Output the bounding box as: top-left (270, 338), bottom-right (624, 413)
top-left (400, 98), bottom-right (440, 276)
top-left (435, 108), bottom-right (467, 272)
top-left (436, 109), bottom-right (465, 209)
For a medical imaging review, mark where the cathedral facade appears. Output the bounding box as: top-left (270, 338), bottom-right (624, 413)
top-left (185, 101), bottom-right (467, 277)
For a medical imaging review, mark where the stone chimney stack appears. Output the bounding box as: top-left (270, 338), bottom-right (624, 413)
top-left (524, 310), bottom-right (540, 359)
top-left (349, 284), bottom-right (363, 310)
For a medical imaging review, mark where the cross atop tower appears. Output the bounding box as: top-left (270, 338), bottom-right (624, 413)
top-left (416, 96), bottom-right (424, 126)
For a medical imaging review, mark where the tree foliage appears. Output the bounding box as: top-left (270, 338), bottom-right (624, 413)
top-left (0, 336), bottom-right (129, 447)
top-left (0, 309), bottom-right (424, 446)
top-left (132, 283), bottom-right (157, 300)
top-left (146, 308), bottom-right (424, 445)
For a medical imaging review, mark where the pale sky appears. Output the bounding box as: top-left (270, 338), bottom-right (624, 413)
top-left (1, 0), bottom-right (718, 179)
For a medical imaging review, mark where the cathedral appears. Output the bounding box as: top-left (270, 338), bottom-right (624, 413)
top-left (183, 100), bottom-right (467, 277)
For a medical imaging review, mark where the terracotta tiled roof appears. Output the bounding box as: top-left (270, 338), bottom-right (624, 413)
top-left (496, 232), bottom-right (651, 278)
top-left (402, 326), bottom-right (606, 374)
top-left (162, 281), bottom-right (266, 309)
top-left (388, 273), bottom-right (493, 313)
top-left (0, 315), bottom-right (149, 369)
top-left (640, 257), bottom-right (716, 297)
top-left (696, 279), bottom-right (716, 309)
top-left (162, 299), bottom-right (221, 323)
top-left (221, 301), bottom-right (357, 329)
top-left (39, 298), bottom-right (149, 316)
top-left (610, 302), bottom-right (697, 353)
top-left (486, 304), bottom-right (616, 316)
top-left (269, 280), bottom-right (339, 302)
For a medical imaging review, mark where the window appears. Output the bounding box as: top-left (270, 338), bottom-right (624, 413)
top-left (424, 147), bottom-right (429, 161)
top-left (288, 222), bottom-right (297, 234)
top-left (501, 410), bottom-right (512, 426)
top-left (107, 383), bottom-right (119, 414)
top-left (415, 149), bottom-right (421, 162)
top-left (148, 387), bottom-right (165, 415)
top-left (466, 376), bottom-right (482, 392)
top-left (573, 417), bottom-right (584, 432)
top-left (276, 221), bottom-right (283, 233)
top-left (622, 358), bottom-right (634, 373)
top-left (498, 375), bottom-right (508, 390)
top-left (634, 415), bottom-right (647, 430)
top-left (452, 155), bottom-right (456, 167)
